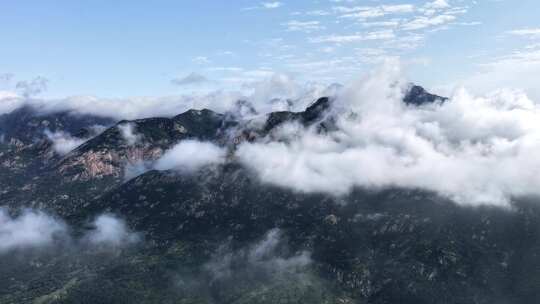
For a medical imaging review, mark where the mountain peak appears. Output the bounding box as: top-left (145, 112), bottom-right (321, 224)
top-left (403, 84), bottom-right (448, 106)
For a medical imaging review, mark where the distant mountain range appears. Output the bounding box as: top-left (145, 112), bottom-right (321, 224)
top-left (1, 86), bottom-right (539, 304)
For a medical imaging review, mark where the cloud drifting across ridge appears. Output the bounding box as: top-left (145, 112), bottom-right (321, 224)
top-left (3, 60), bottom-right (540, 207)
top-left (118, 122), bottom-right (141, 145)
top-left (154, 140), bottom-right (226, 172)
top-left (236, 61), bottom-right (540, 206)
top-left (44, 129), bottom-right (86, 155)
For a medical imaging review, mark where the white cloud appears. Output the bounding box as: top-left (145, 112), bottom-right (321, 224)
top-left (124, 160), bottom-right (152, 181)
top-left (262, 2), bottom-right (283, 9)
top-left (193, 56), bottom-right (211, 65)
top-left (85, 214), bottom-right (139, 247)
top-left (242, 73), bottom-right (341, 113)
top-left (420, 0), bottom-right (451, 16)
top-left (0, 208), bottom-right (67, 253)
top-left (282, 20), bottom-right (325, 33)
top-left (306, 10), bottom-right (331, 16)
top-left (236, 60), bottom-right (540, 206)
top-left (402, 14), bottom-right (456, 30)
top-left (44, 129), bottom-right (86, 155)
top-left (310, 30), bottom-right (395, 43)
top-left (338, 4), bottom-right (415, 19)
top-left (425, 0), bottom-right (450, 10)
top-left (506, 28), bottom-right (540, 37)
top-left (458, 47), bottom-right (540, 101)
top-left (244, 2), bottom-right (283, 10)
top-left (118, 122), bottom-right (140, 145)
top-left (247, 229), bottom-right (311, 271)
top-left (0, 91), bottom-right (23, 114)
top-left (0, 74), bottom-right (340, 120)
top-left (0, 92), bottom-right (242, 120)
top-left (0, 208), bottom-right (140, 254)
top-left (154, 140), bottom-right (226, 172)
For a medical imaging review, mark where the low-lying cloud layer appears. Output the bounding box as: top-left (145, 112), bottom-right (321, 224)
top-left (3, 61), bottom-right (540, 207)
top-left (0, 208), bottom-right (139, 254)
top-left (237, 62), bottom-right (540, 206)
top-left (0, 74), bottom-right (339, 120)
top-left (0, 208), bottom-right (67, 253)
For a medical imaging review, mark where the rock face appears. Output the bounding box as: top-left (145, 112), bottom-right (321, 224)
top-left (403, 85), bottom-right (448, 106)
top-left (1, 86), bottom-right (539, 304)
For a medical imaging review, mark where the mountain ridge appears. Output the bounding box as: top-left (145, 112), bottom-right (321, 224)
top-left (3, 85), bottom-right (538, 304)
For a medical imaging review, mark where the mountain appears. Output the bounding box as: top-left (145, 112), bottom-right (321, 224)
top-left (0, 105), bottom-right (115, 145)
top-left (1, 86), bottom-right (539, 304)
top-left (403, 85), bottom-right (448, 106)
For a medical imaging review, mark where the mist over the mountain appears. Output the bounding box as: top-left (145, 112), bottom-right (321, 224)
top-left (234, 62), bottom-right (540, 206)
top-left (4, 61), bottom-right (536, 206)
top-left (2, 62), bottom-right (540, 303)
top-left (4, 0), bottom-right (540, 302)
top-left (0, 73), bottom-right (341, 120)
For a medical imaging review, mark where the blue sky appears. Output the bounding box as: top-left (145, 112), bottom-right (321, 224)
top-left (1, 0), bottom-right (540, 98)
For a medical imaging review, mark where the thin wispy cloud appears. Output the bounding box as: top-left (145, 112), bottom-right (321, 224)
top-left (1, 0), bottom-right (538, 109)
top-left (310, 30), bottom-right (395, 43)
top-left (282, 20), bottom-right (325, 33)
top-left (262, 1), bottom-right (283, 9)
top-left (507, 28), bottom-right (540, 37)
top-left (402, 14), bottom-right (456, 30)
top-left (243, 1), bottom-right (284, 11)
top-left (192, 56), bottom-right (211, 65)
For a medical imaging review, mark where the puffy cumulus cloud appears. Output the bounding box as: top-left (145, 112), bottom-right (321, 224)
top-left (44, 129), bottom-right (85, 155)
top-left (154, 140), bottom-right (226, 172)
top-left (236, 60), bottom-right (540, 206)
top-left (0, 208), bottom-right (67, 253)
top-left (85, 214), bottom-right (140, 247)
